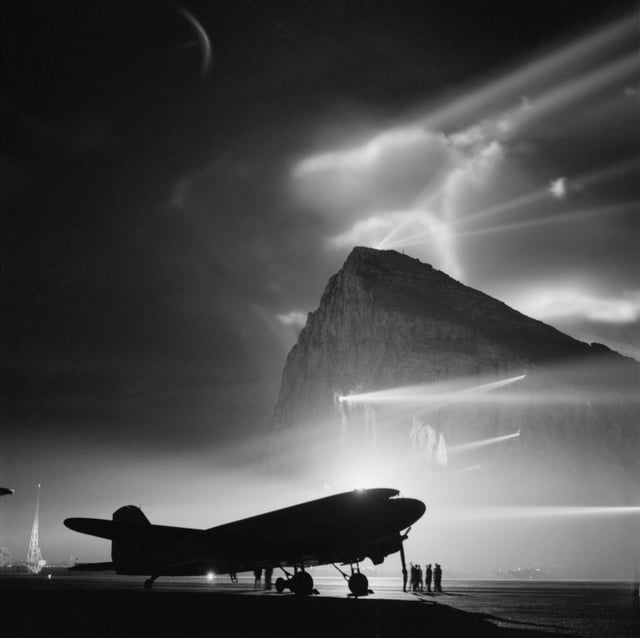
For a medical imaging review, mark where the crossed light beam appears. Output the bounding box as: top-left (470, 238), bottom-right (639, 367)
top-left (338, 374), bottom-right (527, 407)
top-left (369, 14), bottom-right (637, 261)
top-left (434, 505), bottom-right (640, 521)
top-left (455, 201), bottom-right (639, 240)
top-left (448, 432), bottom-right (521, 455)
top-left (419, 14), bottom-right (634, 132)
top-left (452, 157), bottom-right (640, 231)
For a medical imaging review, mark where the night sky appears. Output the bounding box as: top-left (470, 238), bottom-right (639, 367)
top-left (1, 1), bottom-right (638, 564)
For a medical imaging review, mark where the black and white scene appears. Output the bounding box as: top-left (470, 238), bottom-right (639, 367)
top-left (1, 1), bottom-right (639, 636)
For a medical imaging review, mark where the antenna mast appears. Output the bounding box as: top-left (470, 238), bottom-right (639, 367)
top-left (26, 484), bottom-right (44, 574)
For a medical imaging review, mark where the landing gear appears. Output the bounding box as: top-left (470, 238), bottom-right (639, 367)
top-left (290, 571), bottom-right (314, 595)
top-left (400, 527), bottom-right (410, 593)
top-left (348, 571), bottom-right (369, 597)
top-left (144, 575), bottom-right (158, 590)
top-left (275, 566), bottom-right (317, 595)
top-left (332, 562), bottom-right (373, 597)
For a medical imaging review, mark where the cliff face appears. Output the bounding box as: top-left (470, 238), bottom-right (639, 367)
top-left (269, 247), bottom-right (638, 500)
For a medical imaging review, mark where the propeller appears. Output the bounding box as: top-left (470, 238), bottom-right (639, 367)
top-left (400, 526), bottom-right (411, 592)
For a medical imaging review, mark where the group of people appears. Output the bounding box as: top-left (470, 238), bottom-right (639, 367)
top-left (230, 568), bottom-right (274, 589)
top-left (235, 563), bottom-right (444, 593)
top-left (252, 567), bottom-right (274, 590)
top-left (404, 562), bottom-right (443, 593)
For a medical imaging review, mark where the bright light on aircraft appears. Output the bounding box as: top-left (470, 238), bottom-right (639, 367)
top-left (207, 572), bottom-right (214, 581)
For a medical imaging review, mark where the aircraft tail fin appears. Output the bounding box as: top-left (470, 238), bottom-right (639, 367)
top-left (111, 505), bottom-right (153, 574)
top-left (112, 505), bottom-right (151, 528)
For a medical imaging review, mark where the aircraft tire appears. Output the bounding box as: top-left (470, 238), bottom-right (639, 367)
top-left (144, 578), bottom-right (154, 590)
top-left (348, 572), bottom-right (369, 597)
top-left (290, 571), bottom-right (314, 596)
top-left (275, 577), bottom-right (286, 593)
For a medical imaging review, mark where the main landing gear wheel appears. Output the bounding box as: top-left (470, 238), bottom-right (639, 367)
top-left (290, 571), bottom-right (314, 596)
top-left (348, 572), bottom-right (369, 597)
top-left (274, 571), bottom-right (315, 595)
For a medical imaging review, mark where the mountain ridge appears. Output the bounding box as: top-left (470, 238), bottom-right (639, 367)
top-left (268, 247), bottom-right (638, 496)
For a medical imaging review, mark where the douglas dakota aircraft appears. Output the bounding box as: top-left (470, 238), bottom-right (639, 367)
top-left (65, 487), bottom-right (425, 596)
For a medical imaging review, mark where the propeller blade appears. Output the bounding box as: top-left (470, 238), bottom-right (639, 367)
top-left (399, 535), bottom-right (408, 592)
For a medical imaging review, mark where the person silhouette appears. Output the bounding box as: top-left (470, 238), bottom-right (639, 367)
top-left (434, 563), bottom-right (443, 592)
top-left (264, 567), bottom-right (273, 590)
top-left (425, 563), bottom-right (433, 592)
top-left (253, 568), bottom-right (262, 589)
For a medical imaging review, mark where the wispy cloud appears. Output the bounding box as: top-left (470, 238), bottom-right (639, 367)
top-left (276, 311), bottom-right (307, 328)
top-left (512, 287), bottom-right (640, 325)
top-left (292, 113), bottom-right (512, 278)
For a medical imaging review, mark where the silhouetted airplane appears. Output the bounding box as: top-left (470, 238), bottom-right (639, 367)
top-left (0, 487), bottom-right (14, 496)
top-left (64, 487), bottom-right (425, 596)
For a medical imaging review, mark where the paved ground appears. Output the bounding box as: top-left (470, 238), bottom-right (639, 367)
top-left (2, 574), bottom-right (639, 637)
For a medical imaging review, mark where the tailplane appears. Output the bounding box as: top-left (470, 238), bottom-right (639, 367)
top-left (69, 561), bottom-right (114, 571)
top-left (65, 505), bottom-right (154, 576)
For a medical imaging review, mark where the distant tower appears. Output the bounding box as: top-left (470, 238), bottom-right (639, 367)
top-left (26, 484), bottom-right (45, 574)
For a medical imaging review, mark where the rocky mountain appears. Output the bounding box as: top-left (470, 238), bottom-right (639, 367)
top-left (268, 247), bottom-right (639, 504)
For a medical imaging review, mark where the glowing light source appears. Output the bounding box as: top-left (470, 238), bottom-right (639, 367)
top-left (549, 177), bottom-right (567, 199)
top-left (207, 572), bottom-right (215, 581)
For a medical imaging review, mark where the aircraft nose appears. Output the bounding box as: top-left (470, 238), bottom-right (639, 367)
top-left (397, 497), bottom-right (426, 529)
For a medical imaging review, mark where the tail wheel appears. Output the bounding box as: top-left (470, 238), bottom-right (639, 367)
top-left (348, 572), bottom-right (369, 597)
top-left (275, 577), bottom-right (286, 593)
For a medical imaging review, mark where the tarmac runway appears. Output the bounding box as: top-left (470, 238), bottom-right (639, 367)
top-left (2, 573), bottom-right (638, 638)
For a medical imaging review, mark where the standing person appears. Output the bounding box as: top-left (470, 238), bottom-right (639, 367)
top-left (425, 564), bottom-right (433, 592)
top-left (264, 567), bottom-right (273, 590)
top-left (253, 568), bottom-right (262, 589)
top-left (417, 564), bottom-right (424, 592)
top-left (434, 563), bottom-right (443, 592)
top-left (402, 564), bottom-right (408, 592)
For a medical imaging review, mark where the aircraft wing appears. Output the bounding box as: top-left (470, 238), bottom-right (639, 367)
top-left (203, 488), bottom-right (424, 570)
